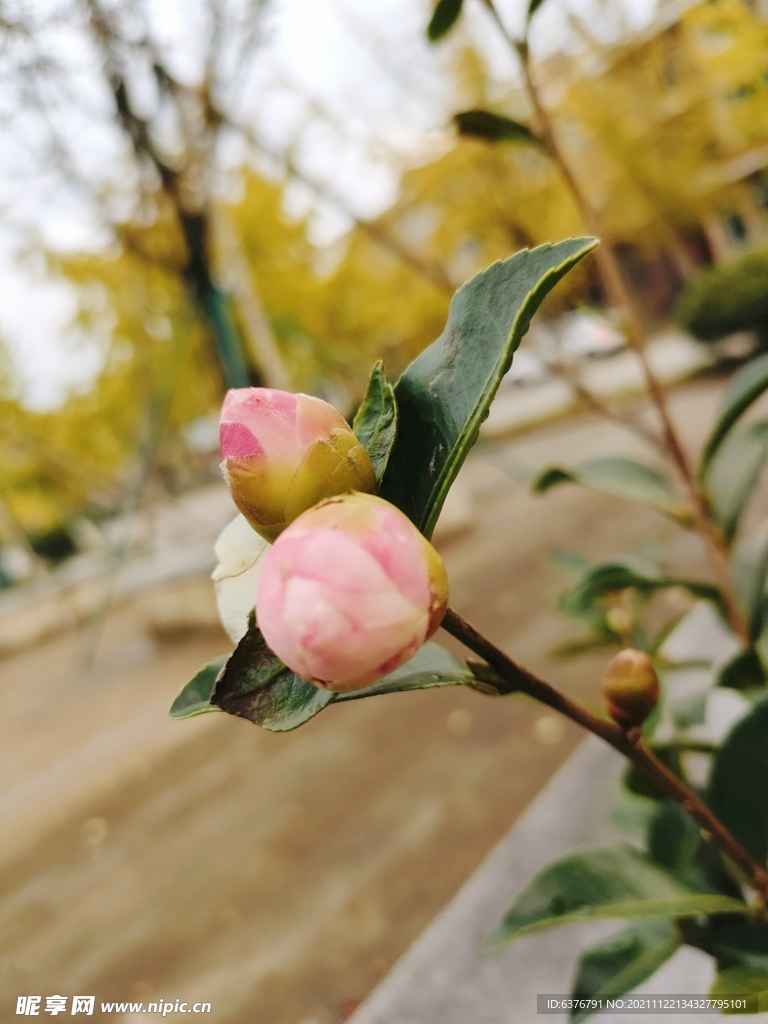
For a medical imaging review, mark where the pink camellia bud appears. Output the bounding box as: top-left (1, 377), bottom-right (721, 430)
top-left (220, 388), bottom-right (377, 542)
top-left (602, 649), bottom-right (660, 729)
top-left (256, 493), bottom-right (450, 692)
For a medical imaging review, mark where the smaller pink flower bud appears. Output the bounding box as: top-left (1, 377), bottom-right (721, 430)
top-left (257, 493), bottom-right (450, 692)
top-left (220, 388), bottom-right (376, 542)
top-left (602, 649), bottom-right (660, 728)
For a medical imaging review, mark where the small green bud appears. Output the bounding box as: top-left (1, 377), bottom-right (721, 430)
top-left (602, 648), bottom-right (659, 728)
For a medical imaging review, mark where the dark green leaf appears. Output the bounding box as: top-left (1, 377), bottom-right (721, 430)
top-left (454, 109), bottom-right (541, 146)
top-left (708, 918), bottom-right (768, 973)
top-left (490, 844), bottom-right (745, 943)
top-left (710, 967), bottom-right (766, 1013)
top-left (707, 696), bottom-right (768, 864)
top-left (169, 656), bottom-right (228, 719)
top-left (211, 624), bottom-right (333, 732)
top-left (427, 0), bottom-right (463, 41)
top-left (731, 533), bottom-right (768, 641)
top-left (528, 0), bottom-right (549, 19)
top-left (352, 360), bottom-right (398, 483)
top-left (701, 352), bottom-right (768, 474)
top-left (719, 648), bottom-right (766, 690)
top-left (533, 458), bottom-right (691, 524)
top-left (570, 920), bottom-right (680, 1021)
top-left (559, 563), bottom-right (724, 619)
top-left (704, 421), bottom-right (768, 541)
top-left (623, 747), bottom-right (683, 802)
top-left (379, 239), bottom-right (596, 537)
top-left (334, 642), bottom-right (473, 701)
top-left (647, 801), bottom-right (703, 887)
top-left (211, 632), bottom-right (478, 731)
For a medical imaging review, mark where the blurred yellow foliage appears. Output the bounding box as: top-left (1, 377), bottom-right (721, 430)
top-left (3, 0), bottom-right (768, 547)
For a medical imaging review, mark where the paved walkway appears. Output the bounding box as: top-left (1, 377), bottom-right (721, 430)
top-left (0, 380), bottom-right (743, 1024)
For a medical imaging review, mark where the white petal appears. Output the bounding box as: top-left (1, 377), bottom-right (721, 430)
top-left (211, 514), bottom-right (270, 643)
top-left (212, 514), bottom-right (268, 581)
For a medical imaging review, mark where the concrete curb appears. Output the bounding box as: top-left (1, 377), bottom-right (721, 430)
top-left (349, 737), bottom-right (734, 1024)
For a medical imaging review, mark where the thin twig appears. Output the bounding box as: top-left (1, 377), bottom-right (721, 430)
top-left (442, 606), bottom-right (768, 900)
top-left (479, 0), bottom-right (749, 641)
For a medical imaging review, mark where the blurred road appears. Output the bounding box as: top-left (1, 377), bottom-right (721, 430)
top-left (0, 380), bottom-right (736, 1024)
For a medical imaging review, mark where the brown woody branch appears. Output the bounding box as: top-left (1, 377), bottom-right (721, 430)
top-left (442, 606), bottom-right (768, 902)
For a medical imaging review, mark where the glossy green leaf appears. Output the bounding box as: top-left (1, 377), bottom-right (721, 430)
top-left (701, 352), bottom-right (768, 473)
top-left (334, 642), bottom-right (473, 702)
top-left (380, 239), bottom-right (596, 537)
top-left (534, 457), bottom-right (691, 523)
top-left (710, 967), bottom-right (766, 1013)
top-left (707, 696), bottom-right (768, 864)
top-left (704, 421), bottom-right (768, 541)
top-left (427, 0), bottom-right (463, 40)
top-left (169, 655), bottom-right (228, 719)
top-left (559, 562), bottom-right (723, 619)
top-left (211, 629), bottom-right (477, 732)
top-left (211, 624), bottom-right (334, 732)
top-left (352, 360), bottom-right (398, 483)
top-left (454, 110), bottom-right (542, 147)
top-left (490, 845), bottom-right (745, 943)
top-left (570, 920), bottom-right (680, 1021)
top-left (719, 648), bottom-right (766, 690)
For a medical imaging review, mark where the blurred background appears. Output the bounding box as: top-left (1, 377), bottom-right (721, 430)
top-left (1, 0), bottom-right (767, 1020)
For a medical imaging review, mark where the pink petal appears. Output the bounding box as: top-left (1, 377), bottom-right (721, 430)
top-left (357, 503), bottom-right (430, 609)
top-left (220, 422), bottom-right (265, 459)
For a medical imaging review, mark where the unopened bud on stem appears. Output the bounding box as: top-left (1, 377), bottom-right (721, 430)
top-left (220, 388), bottom-right (376, 542)
top-left (602, 649), bottom-right (659, 728)
top-left (257, 493), bottom-right (449, 692)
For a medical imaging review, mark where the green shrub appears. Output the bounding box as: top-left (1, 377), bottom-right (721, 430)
top-left (675, 248), bottom-right (768, 344)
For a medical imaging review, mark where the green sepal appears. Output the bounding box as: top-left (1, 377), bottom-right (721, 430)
top-left (352, 360), bottom-right (398, 484)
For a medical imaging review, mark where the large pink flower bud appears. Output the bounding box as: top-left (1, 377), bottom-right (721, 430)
top-left (257, 493), bottom-right (450, 692)
top-left (220, 388), bottom-right (376, 542)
